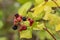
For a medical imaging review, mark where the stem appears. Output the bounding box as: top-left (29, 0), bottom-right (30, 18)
top-left (52, 0), bottom-right (60, 7)
top-left (42, 2), bottom-right (47, 6)
top-left (43, 21), bottom-right (56, 40)
top-left (17, 22), bottom-right (21, 40)
top-left (43, 28), bottom-right (56, 40)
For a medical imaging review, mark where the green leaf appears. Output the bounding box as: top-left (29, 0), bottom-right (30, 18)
top-left (45, 30), bottom-right (53, 40)
top-left (27, 12), bottom-right (33, 19)
top-left (33, 22), bottom-right (45, 30)
top-left (56, 8), bottom-right (60, 16)
top-left (36, 30), bottom-right (46, 40)
top-left (36, 30), bottom-right (53, 40)
top-left (18, 1), bottom-right (32, 16)
top-left (55, 32), bottom-right (60, 40)
top-left (46, 22), bottom-right (56, 34)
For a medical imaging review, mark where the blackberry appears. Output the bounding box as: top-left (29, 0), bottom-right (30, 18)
top-left (22, 17), bottom-right (27, 21)
top-left (12, 25), bottom-right (18, 30)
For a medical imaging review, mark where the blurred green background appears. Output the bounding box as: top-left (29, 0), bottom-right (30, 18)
top-left (0, 0), bottom-right (20, 40)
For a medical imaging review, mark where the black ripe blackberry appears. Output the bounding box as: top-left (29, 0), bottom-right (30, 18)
top-left (22, 17), bottom-right (26, 21)
top-left (12, 25), bottom-right (18, 30)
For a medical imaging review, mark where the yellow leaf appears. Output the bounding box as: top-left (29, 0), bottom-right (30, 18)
top-left (20, 27), bottom-right (32, 39)
top-left (35, 0), bottom-right (44, 5)
top-left (32, 2), bottom-right (45, 17)
top-left (43, 12), bottom-right (60, 26)
top-left (56, 0), bottom-right (60, 6)
top-left (37, 23), bottom-right (45, 30)
top-left (45, 1), bottom-right (57, 7)
top-left (43, 13), bottom-right (51, 20)
top-left (44, 6), bottom-right (52, 13)
top-left (48, 14), bottom-right (60, 25)
top-left (56, 24), bottom-right (60, 31)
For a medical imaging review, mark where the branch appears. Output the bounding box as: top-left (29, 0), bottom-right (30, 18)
top-left (43, 28), bottom-right (56, 40)
top-left (52, 0), bottom-right (60, 7)
top-left (43, 21), bottom-right (56, 40)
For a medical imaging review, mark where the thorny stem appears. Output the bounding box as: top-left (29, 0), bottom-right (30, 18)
top-left (43, 21), bottom-right (56, 40)
top-left (52, 0), bottom-right (60, 7)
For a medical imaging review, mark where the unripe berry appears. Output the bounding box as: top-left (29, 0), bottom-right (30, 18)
top-left (28, 18), bottom-right (34, 26)
top-left (28, 18), bottom-right (31, 21)
top-left (14, 19), bottom-right (17, 25)
top-left (17, 17), bottom-right (22, 22)
top-left (22, 25), bottom-right (27, 30)
top-left (30, 20), bottom-right (34, 26)
top-left (19, 25), bottom-right (27, 31)
top-left (15, 14), bottom-right (19, 18)
top-left (20, 15), bottom-right (22, 19)
top-left (14, 18), bottom-right (17, 22)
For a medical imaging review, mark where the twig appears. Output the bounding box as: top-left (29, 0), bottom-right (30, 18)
top-left (43, 21), bottom-right (56, 40)
top-left (43, 28), bottom-right (56, 40)
top-left (52, 0), bottom-right (60, 7)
